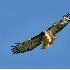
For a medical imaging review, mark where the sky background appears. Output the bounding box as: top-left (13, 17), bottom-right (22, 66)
top-left (0, 0), bottom-right (70, 69)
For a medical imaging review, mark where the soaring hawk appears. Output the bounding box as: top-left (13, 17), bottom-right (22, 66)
top-left (11, 13), bottom-right (70, 54)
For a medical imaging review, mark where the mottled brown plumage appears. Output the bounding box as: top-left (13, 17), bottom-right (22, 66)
top-left (11, 13), bottom-right (70, 54)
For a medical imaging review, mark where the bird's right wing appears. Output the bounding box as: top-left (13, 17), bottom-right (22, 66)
top-left (48, 13), bottom-right (70, 35)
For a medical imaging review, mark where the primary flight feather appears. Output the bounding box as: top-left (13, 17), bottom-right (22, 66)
top-left (11, 13), bottom-right (70, 54)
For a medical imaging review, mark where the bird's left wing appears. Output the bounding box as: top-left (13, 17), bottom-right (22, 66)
top-left (11, 32), bottom-right (44, 54)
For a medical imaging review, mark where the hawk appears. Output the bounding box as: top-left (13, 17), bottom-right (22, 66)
top-left (11, 13), bottom-right (70, 54)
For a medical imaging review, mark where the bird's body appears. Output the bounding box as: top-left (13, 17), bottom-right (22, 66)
top-left (11, 13), bottom-right (70, 54)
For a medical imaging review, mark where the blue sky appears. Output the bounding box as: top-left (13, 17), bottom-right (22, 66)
top-left (0, 0), bottom-right (70, 69)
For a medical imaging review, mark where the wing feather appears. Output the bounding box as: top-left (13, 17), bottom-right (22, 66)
top-left (11, 32), bottom-right (44, 54)
top-left (48, 13), bottom-right (70, 34)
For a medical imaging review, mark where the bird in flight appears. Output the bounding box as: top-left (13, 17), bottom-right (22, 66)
top-left (11, 13), bottom-right (70, 54)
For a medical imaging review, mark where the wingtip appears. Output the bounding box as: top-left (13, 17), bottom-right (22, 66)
top-left (66, 13), bottom-right (70, 17)
top-left (15, 43), bottom-right (21, 44)
top-left (11, 45), bottom-right (18, 54)
top-left (63, 13), bottom-right (70, 17)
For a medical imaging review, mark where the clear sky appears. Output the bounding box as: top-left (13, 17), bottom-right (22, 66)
top-left (0, 0), bottom-right (70, 69)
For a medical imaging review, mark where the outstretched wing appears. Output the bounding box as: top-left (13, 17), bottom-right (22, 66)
top-left (11, 32), bottom-right (44, 54)
top-left (48, 13), bottom-right (70, 35)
